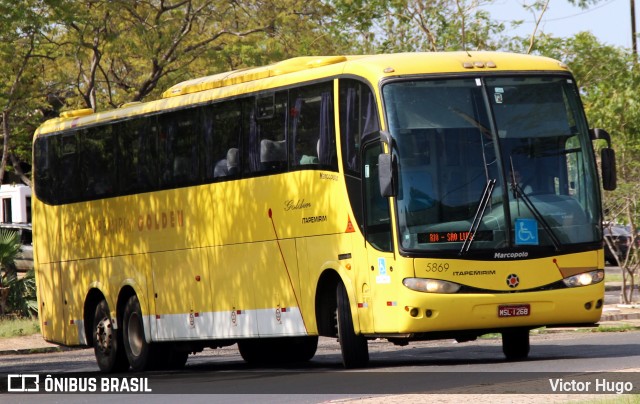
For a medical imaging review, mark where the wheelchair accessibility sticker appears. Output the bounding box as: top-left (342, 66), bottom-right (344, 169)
top-left (515, 218), bottom-right (538, 245)
top-left (376, 257), bottom-right (391, 284)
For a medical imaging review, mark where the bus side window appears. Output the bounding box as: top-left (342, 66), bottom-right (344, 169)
top-left (208, 100), bottom-right (242, 180)
top-left (290, 95), bottom-right (320, 167)
top-left (289, 82), bottom-right (337, 170)
top-left (247, 91), bottom-right (288, 174)
top-left (117, 118), bottom-right (158, 195)
top-left (58, 133), bottom-right (80, 203)
top-left (158, 109), bottom-right (202, 188)
top-left (82, 127), bottom-right (115, 199)
top-left (34, 137), bottom-right (55, 204)
top-left (339, 79), bottom-right (380, 176)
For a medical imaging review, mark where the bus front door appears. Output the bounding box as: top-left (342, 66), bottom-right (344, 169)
top-left (362, 142), bottom-right (397, 334)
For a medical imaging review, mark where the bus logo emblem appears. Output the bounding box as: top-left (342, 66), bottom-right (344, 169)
top-left (506, 274), bottom-right (520, 288)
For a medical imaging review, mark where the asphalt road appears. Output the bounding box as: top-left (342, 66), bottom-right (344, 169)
top-left (1, 330), bottom-right (639, 402)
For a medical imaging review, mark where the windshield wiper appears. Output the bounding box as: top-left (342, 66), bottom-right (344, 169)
top-left (512, 183), bottom-right (561, 250)
top-left (460, 179), bottom-right (496, 256)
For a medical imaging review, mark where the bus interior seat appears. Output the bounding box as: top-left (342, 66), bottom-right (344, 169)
top-left (227, 148), bottom-right (239, 175)
top-left (213, 148), bottom-right (240, 177)
top-left (260, 139), bottom-right (286, 170)
top-left (297, 137), bottom-right (319, 165)
top-left (213, 158), bottom-right (228, 178)
top-left (173, 156), bottom-right (190, 182)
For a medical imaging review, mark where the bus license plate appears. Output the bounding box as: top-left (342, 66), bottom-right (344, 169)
top-left (498, 304), bottom-right (530, 317)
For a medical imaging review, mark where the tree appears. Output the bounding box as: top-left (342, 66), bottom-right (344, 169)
top-left (46, 0), bottom-right (336, 110)
top-left (0, 0), bottom-right (57, 185)
top-left (329, 0), bottom-right (506, 53)
top-left (542, 32), bottom-right (640, 303)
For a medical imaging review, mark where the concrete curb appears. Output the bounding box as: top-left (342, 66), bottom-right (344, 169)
top-left (0, 346), bottom-right (66, 356)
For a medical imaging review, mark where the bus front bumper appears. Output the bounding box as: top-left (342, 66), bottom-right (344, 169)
top-left (368, 283), bottom-right (604, 336)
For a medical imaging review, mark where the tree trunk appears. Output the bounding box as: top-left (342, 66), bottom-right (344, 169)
top-left (0, 110), bottom-right (10, 185)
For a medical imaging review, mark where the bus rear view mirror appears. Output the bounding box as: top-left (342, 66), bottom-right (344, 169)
top-left (379, 153), bottom-right (398, 197)
top-left (590, 128), bottom-right (617, 191)
top-left (601, 147), bottom-right (617, 191)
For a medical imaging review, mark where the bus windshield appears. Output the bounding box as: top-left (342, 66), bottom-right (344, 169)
top-left (382, 75), bottom-right (601, 254)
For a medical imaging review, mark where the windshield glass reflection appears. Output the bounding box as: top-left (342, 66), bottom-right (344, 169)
top-left (382, 76), bottom-right (601, 254)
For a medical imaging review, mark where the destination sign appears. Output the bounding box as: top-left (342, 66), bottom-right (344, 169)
top-left (418, 231), bottom-right (493, 244)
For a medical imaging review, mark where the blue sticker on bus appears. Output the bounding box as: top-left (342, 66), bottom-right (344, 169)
top-left (515, 218), bottom-right (538, 245)
top-left (378, 257), bottom-right (386, 275)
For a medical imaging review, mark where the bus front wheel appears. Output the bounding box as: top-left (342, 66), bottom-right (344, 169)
top-left (502, 329), bottom-right (530, 361)
top-left (336, 282), bottom-right (369, 368)
top-left (238, 336), bottom-right (318, 364)
top-left (93, 299), bottom-right (129, 373)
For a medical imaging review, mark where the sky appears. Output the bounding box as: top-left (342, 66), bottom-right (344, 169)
top-left (483, 0), bottom-right (636, 49)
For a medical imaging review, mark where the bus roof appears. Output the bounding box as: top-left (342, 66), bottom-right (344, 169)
top-left (35, 51), bottom-right (569, 137)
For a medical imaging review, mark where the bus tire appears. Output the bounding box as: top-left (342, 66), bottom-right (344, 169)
top-left (93, 299), bottom-right (129, 373)
top-left (237, 339), bottom-right (272, 364)
top-left (287, 336), bottom-right (318, 362)
top-left (238, 336), bottom-right (318, 364)
top-left (502, 329), bottom-right (530, 361)
top-left (122, 295), bottom-right (156, 371)
top-left (164, 346), bottom-right (189, 369)
top-left (336, 282), bottom-right (369, 368)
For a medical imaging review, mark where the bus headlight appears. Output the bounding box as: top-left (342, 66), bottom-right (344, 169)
top-left (562, 270), bottom-right (605, 288)
top-left (403, 278), bottom-right (461, 294)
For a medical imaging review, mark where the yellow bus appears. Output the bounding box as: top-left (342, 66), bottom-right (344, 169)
top-left (32, 52), bottom-right (616, 372)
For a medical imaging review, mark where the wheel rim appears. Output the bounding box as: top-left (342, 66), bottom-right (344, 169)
top-left (127, 312), bottom-right (144, 357)
top-left (96, 316), bottom-right (113, 354)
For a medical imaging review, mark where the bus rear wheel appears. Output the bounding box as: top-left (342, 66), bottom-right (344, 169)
top-left (336, 282), bottom-right (369, 368)
top-left (123, 294), bottom-right (159, 371)
top-left (93, 299), bottom-right (129, 373)
top-left (502, 328), bottom-right (530, 361)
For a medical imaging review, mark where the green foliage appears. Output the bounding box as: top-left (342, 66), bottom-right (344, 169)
top-left (0, 229), bottom-right (36, 317)
top-left (0, 316), bottom-right (40, 338)
top-left (0, 229), bottom-right (20, 278)
top-left (1, 269), bottom-right (38, 318)
top-left (329, 0), bottom-right (507, 53)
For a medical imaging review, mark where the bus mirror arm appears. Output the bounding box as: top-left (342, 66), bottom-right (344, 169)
top-left (590, 128), bottom-right (617, 191)
top-left (589, 128), bottom-right (611, 147)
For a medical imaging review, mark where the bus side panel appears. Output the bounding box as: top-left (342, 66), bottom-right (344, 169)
top-left (214, 178), bottom-right (270, 246)
top-left (350, 238), bottom-right (373, 333)
top-left (295, 237), bottom-right (318, 335)
top-left (33, 198), bottom-right (66, 344)
top-left (251, 239), bottom-right (306, 337)
top-left (151, 249), bottom-right (213, 341)
top-left (61, 260), bottom-right (82, 345)
top-left (35, 262), bottom-right (66, 344)
top-left (304, 233), bottom-right (356, 322)
top-left (208, 244), bottom-right (259, 338)
top-left (32, 199), bottom-right (62, 265)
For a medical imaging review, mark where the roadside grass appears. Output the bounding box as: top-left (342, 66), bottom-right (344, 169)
top-left (605, 272), bottom-right (624, 283)
top-left (480, 323), bottom-right (639, 339)
top-left (0, 316), bottom-right (40, 338)
top-left (576, 395), bottom-right (640, 404)
top-left (590, 324), bottom-right (639, 332)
